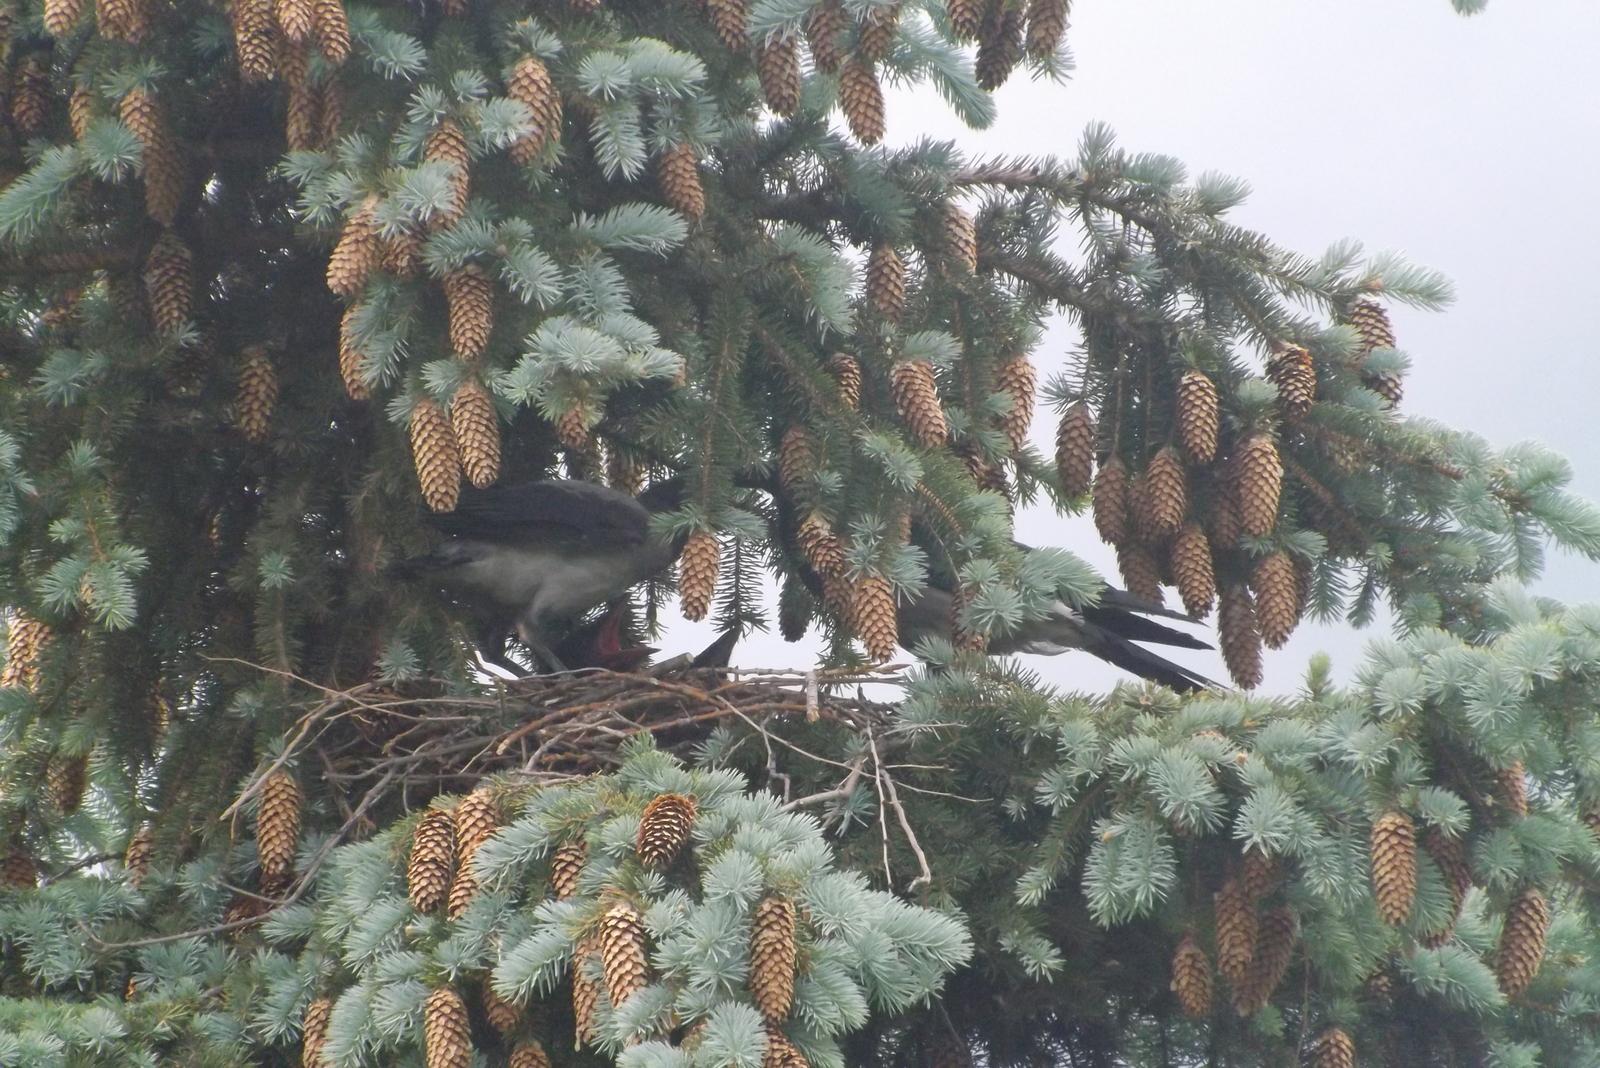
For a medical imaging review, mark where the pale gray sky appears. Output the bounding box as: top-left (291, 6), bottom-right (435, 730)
top-left (669, 0), bottom-right (1600, 693)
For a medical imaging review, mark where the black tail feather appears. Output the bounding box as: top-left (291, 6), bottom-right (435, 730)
top-left (1083, 603), bottom-right (1213, 650)
top-left (1083, 627), bottom-right (1215, 693)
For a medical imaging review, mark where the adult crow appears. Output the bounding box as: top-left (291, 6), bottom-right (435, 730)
top-left (401, 478), bottom-right (686, 673)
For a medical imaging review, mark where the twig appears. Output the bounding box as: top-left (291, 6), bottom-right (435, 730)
top-left (868, 729), bottom-right (933, 892)
top-left (781, 756), bottom-right (867, 812)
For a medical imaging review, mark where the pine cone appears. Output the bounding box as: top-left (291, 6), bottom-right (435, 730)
top-left (996, 353), bottom-right (1036, 453)
top-left (233, 0), bottom-right (277, 80)
top-left (378, 227), bottom-right (421, 278)
top-left (450, 381), bottom-right (500, 489)
top-left (891, 359), bottom-right (947, 447)
top-left (550, 839), bottom-right (586, 899)
top-left (1176, 370), bottom-right (1219, 465)
top-left (483, 977), bottom-right (520, 1035)
top-left (1495, 885), bottom-right (1550, 997)
top-left (124, 824), bottom-right (153, 886)
top-left (255, 771), bottom-right (302, 881)
top-left (797, 512), bottom-right (847, 578)
top-left (509, 1040), bottom-right (550, 1068)
top-left (1232, 907), bottom-right (1296, 1015)
top-left (637, 793), bottom-right (697, 868)
top-left (338, 305), bottom-right (370, 400)
top-left (1584, 811), bottom-right (1600, 841)
top-left (47, 754), bottom-right (88, 816)
top-left (1267, 346), bottom-right (1315, 422)
top-left (275, 0), bottom-right (313, 42)
top-left (326, 196), bottom-right (380, 297)
top-left (1, 848), bottom-right (36, 889)
top-left (2, 611), bottom-right (50, 691)
top-left (1117, 545), bottom-right (1164, 606)
top-left (1421, 827), bottom-right (1473, 947)
top-left (572, 936), bottom-right (600, 1046)
top-left (975, 4), bottom-right (1024, 91)
top-left (1347, 298), bottom-right (1395, 356)
top-left (857, 3), bottom-right (899, 60)
top-left (119, 86), bottom-right (181, 225)
top-left (68, 85), bottom-right (95, 140)
top-left (443, 264), bottom-right (494, 360)
top-left (454, 787), bottom-right (499, 860)
top-left (1312, 1027), bottom-right (1355, 1068)
top-left (284, 51), bottom-right (319, 152)
top-left (942, 202), bottom-right (978, 273)
top-left (1054, 401), bottom-right (1095, 498)
top-left (658, 142), bottom-right (705, 220)
top-left (554, 404), bottom-right (589, 451)
top-left (1500, 761), bottom-right (1528, 817)
top-left (97, 0), bottom-right (147, 40)
top-left (422, 987), bottom-right (472, 1068)
top-left (777, 426), bottom-right (814, 494)
top-left (1140, 447), bottom-right (1186, 538)
top-left (764, 1026), bottom-right (810, 1068)
top-left (806, 0), bottom-right (846, 72)
top-left (839, 58), bottom-right (885, 145)
top-left (302, 997), bottom-right (332, 1068)
top-left (828, 353), bottom-right (862, 410)
top-left (606, 447), bottom-right (644, 496)
top-left (758, 35), bottom-right (802, 116)
top-left (1218, 584), bottom-right (1263, 690)
top-left (1209, 483), bottom-right (1242, 551)
top-left (1252, 553), bottom-right (1299, 650)
top-left (143, 230), bottom-right (193, 334)
top-left (854, 574), bottom-right (898, 663)
top-left (1364, 367), bottom-right (1403, 408)
top-left (1170, 933), bottom-right (1212, 1018)
top-left (446, 864), bottom-right (479, 919)
top-left (1233, 436), bottom-right (1283, 538)
top-left (10, 55), bottom-right (48, 137)
top-left (1093, 455), bottom-right (1130, 545)
top-left (1024, 0), bottom-right (1068, 57)
top-left (237, 346), bottom-right (279, 446)
top-left (507, 54), bottom-right (561, 165)
top-left (45, 0), bottom-right (83, 37)
top-left (408, 808), bottom-right (456, 914)
top-left (1240, 846), bottom-right (1280, 901)
top-left (1171, 524), bottom-right (1216, 618)
top-left (411, 397), bottom-right (463, 513)
top-left (866, 242), bottom-right (906, 320)
top-left (679, 531), bottom-right (721, 622)
top-left (704, 0), bottom-right (750, 50)
top-left (423, 121), bottom-right (471, 227)
top-left (310, 0), bottom-right (351, 64)
top-left (599, 901), bottom-right (651, 1008)
top-left (1214, 877), bottom-right (1256, 984)
top-left (1369, 811), bottom-right (1416, 927)
top-left (751, 895), bottom-right (797, 1022)
top-left (949, 0), bottom-right (982, 38)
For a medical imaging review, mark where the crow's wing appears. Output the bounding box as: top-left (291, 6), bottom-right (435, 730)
top-left (425, 480), bottom-right (651, 549)
top-left (1095, 585), bottom-right (1203, 624)
top-left (1082, 600), bottom-right (1213, 650)
top-left (1077, 623), bottom-right (1215, 693)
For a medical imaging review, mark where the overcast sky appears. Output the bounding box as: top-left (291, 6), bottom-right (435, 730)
top-left (669, 0), bottom-right (1600, 694)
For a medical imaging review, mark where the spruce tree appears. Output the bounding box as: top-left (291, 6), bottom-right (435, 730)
top-left (1, 0), bottom-right (1598, 1065)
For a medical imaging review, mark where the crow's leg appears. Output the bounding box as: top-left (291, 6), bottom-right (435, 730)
top-left (472, 619), bottom-right (529, 677)
top-left (522, 635), bottom-right (569, 674)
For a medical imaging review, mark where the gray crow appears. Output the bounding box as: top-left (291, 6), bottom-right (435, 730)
top-left (896, 583), bottom-right (1216, 692)
top-left (402, 478), bottom-right (686, 673)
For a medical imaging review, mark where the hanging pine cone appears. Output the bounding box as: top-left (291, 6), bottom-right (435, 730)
top-left (237, 346), bottom-right (279, 446)
top-left (1093, 454), bottom-right (1129, 545)
top-left (1141, 447), bottom-right (1187, 538)
top-left (255, 771), bottom-right (302, 881)
top-left (326, 196), bottom-right (380, 297)
top-left (1347, 298), bottom-right (1395, 356)
top-left (866, 242), bottom-right (906, 320)
top-left (949, 0), bottom-right (983, 38)
top-left (423, 121), bottom-right (471, 227)
top-left (943, 203), bottom-right (978, 273)
top-left (554, 404), bottom-right (589, 451)
top-left (1214, 877), bottom-right (1256, 984)
top-left (422, 987), bottom-right (472, 1068)
top-left (1, 848), bottom-right (36, 889)
top-left (11, 55), bottom-right (48, 137)
top-left (974, 4), bottom-right (1024, 91)
top-left (444, 264), bottom-right (494, 360)
top-left (1369, 811), bottom-right (1416, 927)
top-left (46, 754), bottom-right (88, 816)
top-left (995, 353), bottom-right (1036, 453)
top-left (411, 397), bottom-right (463, 513)
top-left (806, 0), bottom-right (845, 72)
top-left (658, 142), bottom-right (706, 220)
top-left (233, 0), bottom-right (276, 79)
top-left (1053, 401), bottom-right (1095, 498)
top-left (1584, 811), bottom-right (1600, 841)
top-left (1170, 933), bottom-right (1212, 1018)
top-left (1267, 346), bottom-right (1315, 422)
top-left (453, 787), bottom-right (498, 860)
top-left (679, 531), bottom-right (721, 622)
top-left (1232, 907), bottom-right (1296, 1015)
top-left (777, 426), bottom-right (815, 494)
top-left (1495, 885), bottom-right (1550, 997)
top-left (483, 978), bottom-right (520, 1035)
top-left (377, 226), bottom-right (421, 279)
top-left (764, 1026), bottom-right (810, 1068)
top-left (857, 3), bottom-right (899, 60)
top-left (450, 381), bottom-right (500, 489)
top-left (408, 808), bottom-right (457, 914)
top-left (891, 359), bottom-right (947, 448)
top-left (839, 58), bottom-right (885, 145)
top-left (119, 86), bottom-right (182, 225)
top-left (704, 0), bottom-right (750, 50)
top-left (302, 997), bottom-right (332, 1068)
top-left (1218, 584), bottom-right (1263, 689)
top-left (97, 0), bottom-right (147, 40)
top-left (606, 447), bottom-right (644, 496)
top-left (68, 84), bottom-right (95, 140)
top-left (45, 0), bottom-right (83, 36)
top-left (509, 1041), bottom-right (551, 1068)
top-left (338, 305), bottom-right (370, 401)
top-left (1500, 761), bottom-right (1528, 817)
top-left (1252, 553), bottom-right (1299, 650)
top-left (1024, 0), bottom-right (1068, 57)
top-left (797, 512), bottom-right (847, 578)
top-left (2, 611), bottom-right (50, 691)
top-left (750, 895), bottom-right (798, 1021)
top-left (1421, 827), bottom-right (1473, 947)
top-left (124, 824), bottom-right (153, 886)
top-left (572, 936), bottom-right (600, 1046)
top-left (1176, 370), bottom-right (1219, 465)
top-left (1312, 1028), bottom-right (1355, 1068)
top-left (275, 0), bottom-right (312, 42)
top-left (284, 54), bottom-right (319, 153)
top-left (507, 54), bottom-right (562, 165)
top-left (854, 574), bottom-right (898, 663)
top-left (599, 901), bottom-right (651, 1008)
top-left (1209, 483), bottom-right (1242, 552)
top-left (829, 353), bottom-right (861, 410)
top-left (1171, 524), bottom-right (1215, 618)
top-left (311, 0), bottom-right (350, 64)
top-left (1117, 545), bottom-right (1164, 606)
top-left (1233, 436), bottom-right (1283, 538)
top-left (143, 230), bottom-right (193, 334)
top-left (637, 793), bottom-right (697, 867)
top-left (1240, 846), bottom-right (1280, 901)
top-left (758, 35), bottom-right (802, 116)
top-left (551, 839), bottom-right (586, 899)
top-left (1361, 967), bottom-right (1395, 1005)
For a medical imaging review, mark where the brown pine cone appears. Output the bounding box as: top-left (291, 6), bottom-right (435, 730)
top-left (764, 1025), bottom-right (810, 1068)
top-left (444, 264), bottom-right (494, 360)
top-left (302, 997), bottom-right (333, 1068)
top-left (995, 353), bottom-right (1036, 453)
top-left (949, 0), bottom-right (983, 38)
top-left (1171, 524), bottom-right (1215, 618)
top-left (1583, 811), bottom-right (1600, 841)
top-left (658, 142), bottom-right (706, 220)
top-left (1092, 454), bottom-right (1130, 545)
top-left (422, 987), bottom-right (472, 1068)
top-left (1233, 436), bottom-right (1283, 539)
top-left (1267, 346), bottom-right (1315, 422)
top-left (237, 346), bottom-right (279, 446)
top-left (256, 771), bottom-right (303, 881)
top-left (550, 839), bottom-right (587, 899)
top-left (451, 381), bottom-right (500, 489)
top-left (1054, 401), bottom-right (1095, 498)
top-left (828, 353), bottom-right (862, 410)
top-left (1369, 811), bottom-right (1416, 927)
top-left (2, 611), bottom-right (51, 691)
top-left (1240, 846), bottom-right (1280, 901)
top-left (119, 87), bottom-right (183, 225)
top-left (10, 55), bottom-right (48, 137)
top-left (1251, 553), bottom-right (1300, 650)
top-left (310, 0), bottom-right (351, 64)
top-left (572, 936), bottom-right (600, 1046)
top-left (839, 58), bottom-right (885, 145)
top-left (599, 901), bottom-right (651, 1008)
top-left (1024, 0), bottom-right (1068, 57)
top-left (554, 404), bottom-right (589, 451)
top-left (68, 85), bottom-right (96, 140)
top-left (1500, 761), bottom-right (1528, 817)
top-left (857, 3), bottom-right (899, 60)
top-left (233, 0), bottom-right (277, 80)
top-left (143, 230), bottom-right (193, 334)
top-left (1218, 584), bottom-right (1263, 689)
top-left (45, 0), bottom-right (83, 37)
top-left (975, 4), bottom-right (1024, 91)
top-left (1176, 370), bottom-right (1219, 465)
top-left (853, 574), bottom-right (898, 662)
top-left (1232, 907), bottom-right (1296, 1015)
top-left (1209, 483), bottom-right (1243, 551)
top-left (751, 895), bottom-right (798, 1021)
top-left (410, 397), bottom-right (463, 513)
top-left (46, 754), bottom-right (89, 816)
top-left (1, 848), bottom-right (36, 889)
top-left (275, 0), bottom-right (313, 42)
top-left (1141, 447), bottom-right (1187, 539)
top-left (124, 824), bottom-right (153, 886)
top-left (943, 203), bottom-right (978, 273)
top-left (777, 426), bottom-right (815, 494)
top-left (284, 50), bottom-right (319, 152)
top-left (806, 0), bottom-right (846, 72)
top-left (758, 35), bottom-right (802, 116)
top-left (1421, 827), bottom-right (1473, 947)
top-left (338, 305), bottom-right (370, 400)
top-left (507, 54), bottom-right (562, 165)
top-left (797, 512), bottom-right (847, 579)
top-left (423, 121), bottom-right (471, 227)
top-left (508, 1040), bottom-right (551, 1068)
top-left (1347, 298), bottom-right (1395, 356)
top-left (1117, 545), bottom-right (1164, 607)
top-left (1170, 933), bottom-right (1212, 1018)
top-left (97, 0), bottom-right (147, 41)
top-left (1312, 1027), bottom-right (1355, 1068)
top-left (606, 447), bottom-right (645, 496)
top-left (1214, 877), bottom-right (1256, 984)
top-left (408, 808), bottom-right (457, 914)
top-left (866, 242), bottom-right (906, 320)
top-left (446, 863), bottom-right (479, 919)
top-left (891, 359), bottom-right (948, 448)
top-left (637, 793), bottom-right (697, 867)
top-left (1495, 885), bottom-right (1550, 997)
top-left (483, 977), bottom-right (520, 1035)
top-left (318, 79), bottom-right (344, 153)
top-left (454, 787), bottom-right (499, 860)
top-left (679, 531), bottom-right (721, 622)
top-left (326, 196), bottom-right (381, 297)
top-left (704, 0), bottom-right (750, 50)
